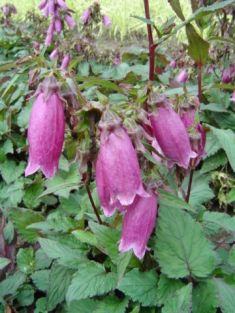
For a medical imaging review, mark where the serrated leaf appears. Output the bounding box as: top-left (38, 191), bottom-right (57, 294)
top-left (35, 249), bottom-right (52, 270)
top-left (66, 262), bottom-right (117, 302)
top-left (31, 270), bottom-right (50, 292)
top-left (157, 275), bottom-right (184, 306)
top-left (203, 211), bottom-right (235, 233)
top-left (94, 296), bottom-right (128, 313)
top-left (17, 247), bottom-right (35, 274)
top-left (0, 160), bottom-right (25, 184)
top-left (35, 297), bottom-right (47, 313)
top-left (155, 206), bottom-right (216, 278)
top-left (200, 150), bottom-right (227, 174)
top-left (192, 280), bottom-right (217, 313)
top-left (9, 209), bottom-right (44, 243)
top-left (42, 163), bottom-right (80, 199)
top-left (47, 264), bottom-right (74, 311)
top-left (117, 251), bottom-right (132, 282)
top-left (205, 131), bottom-right (221, 157)
top-left (38, 238), bottom-right (86, 268)
top-left (214, 279), bottom-right (235, 313)
top-left (0, 257), bottom-right (10, 270)
top-left (89, 221), bottom-right (120, 262)
top-left (0, 272), bottom-right (26, 298)
top-left (16, 284), bottom-right (34, 307)
top-left (118, 269), bottom-right (158, 306)
top-left (23, 181), bottom-right (44, 209)
top-left (210, 126), bottom-right (235, 172)
top-left (227, 188), bottom-right (235, 204)
top-left (162, 284), bottom-right (192, 313)
top-left (158, 189), bottom-right (195, 213)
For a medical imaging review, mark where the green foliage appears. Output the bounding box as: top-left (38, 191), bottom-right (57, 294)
top-left (118, 269), bottom-right (158, 306)
top-left (155, 206), bottom-right (216, 279)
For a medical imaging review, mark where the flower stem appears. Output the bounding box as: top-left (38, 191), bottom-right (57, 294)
top-left (85, 184), bottom-right (103, 224)
top-left (185, 168), bottom-right (194, 203)
top-left (143, 0), bottom-right (156, 111)
top-left (197, 63), bottom-right (203, 102)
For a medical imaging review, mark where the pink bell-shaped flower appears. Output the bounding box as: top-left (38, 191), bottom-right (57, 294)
top-left (25, 76), bottom-right (65, 179)
top-left (95, 112), bottom-right (148, 216)
top-left (119, 193), bottom-right (157, 259)
top-left (80, 8), bottom-right (91, 24)
top-left (176, 69), bottom-right (188, 83)
top-left (102, 15), bottom-right (111, 28)
top-left (150, 105), bottom-right (197, 169)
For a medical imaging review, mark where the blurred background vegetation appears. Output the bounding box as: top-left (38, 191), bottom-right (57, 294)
top-left (0, 0), bottom-right (191, 39)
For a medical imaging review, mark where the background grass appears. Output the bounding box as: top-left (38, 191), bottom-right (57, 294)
top-left (0, 0), bottom-right (191, 39)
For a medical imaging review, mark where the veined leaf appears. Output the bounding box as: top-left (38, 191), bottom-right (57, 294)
top-left (162, 284), bottom-right (192, 313)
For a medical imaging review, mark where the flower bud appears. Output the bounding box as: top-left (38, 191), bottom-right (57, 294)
top-left (25, 76), bottom-right (65, 178)
top-left (80, 8), bottom-right (91, 24)
top-left (45, 21), bottom-right (55, 46)
top-left (49, 48), bottom-right (58, 60)
top-left (96, 113), bottom-right (148, 216)
top-left (119, 193), bottom-right (157, 259)
top-left (60, 54), bottom-right (71, 71)
top-left (169, 59), bottom-right (177, 68)
top-left (150, 106), bottom-right (197, 169)
top-left (176, 69), bottom-right (188, 83)
top-left (221, 68), bottom-right (232, 84)
top-left (102, 15), bottom-right (111, 28)
top-left (65, 14), bottom-right (76, 29)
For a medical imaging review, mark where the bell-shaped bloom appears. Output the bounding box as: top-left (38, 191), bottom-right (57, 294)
top-left (80, 8), bottom-right (91, 24)
top-left (25, 77), bottom-right (65, 178)
top-left (60, 54), bottom-right (71, 71)
top-left (169, 59), bottom-right (177, 68)
top-left (119, 193), bottom-right (157, 259)
top-left (45, 22), bottom-right (55, 46)
top-left (150, 106), bottom-right (197, 169)
top-left (176, 69), bottom-right (188, 83)
top-left (102, 15), bottom-right (111, 28)
top-left (96, 120), bottom-right (148, 216)
top-left (65, 14), bottom-right (76, 29)
top-left (221, 68), bottom-right (232, 84)
top-left (49, 48), bottom-right (58, 60)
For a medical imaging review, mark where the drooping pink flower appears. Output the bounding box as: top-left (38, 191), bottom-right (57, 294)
top-left (25, 76), bottom-right (65, 179)
top-left (221, 68), bottom-right (232, 84)
top-left (102, 15), bottom-right (111, 28)
top-left (80, 8), bottom-right (91, 24)
top-left (60, 54), bottom-right (71, 71)
top-left (45, 21), bottom-right (55, 46)
top-left (96, 114), bottom-right (148, 216)
top-left (49, 48), bottom-right (58, 60)
top-left (169, 59), bottom-right (177, 69)
top-left (54, 17), bottom-right (63, 33)
top-left (57, 0), bottom-right (67, 9)
top-left (230, 91), bottom-right (235, 102)
top-left (176, 69), bottom-right (188, 83)
top-left (64, 14), bottom-right (76, 29)
top-left (150, 106), bottom-right (197, 169)
top-left (119, 193), bottom-right (157, 259)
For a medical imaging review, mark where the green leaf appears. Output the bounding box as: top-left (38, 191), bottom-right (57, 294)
top-left (94, 297), bottom-right (128, 313)
top-left (89, 221), bottom-right (120, 262)
top-left (117, 251), bottom-right (132, 282)
top-left (200, 150), bottom-right (227, 174)
top-left (47, 264), bottom-right (74, 311)
top-left (31, 270), bottom-right (50, 292)
top-left (0, 257), bottom-right (10, 270)
top-left (0, 272), bottom-right (26, 298)
top-left (23, 181), bottom-right (44, 209)
top-left (0, 160), bottom-right (25, 184)
top-left (67, 299), bottom-right (97, 313)
top-left (162, 284), bottom-right (192, 313)
top-left (66, 262), bottom-right (117, 302)
top-left (38, 238), bottom-right (86, 268)
top-left (186, 24), bottom-right (209, 64)
top-left (3, 221), bottom-right (14, 243)
top-left (192, 280), bottom-right (217, 313)
top-left (16, 284), bottom-right (34, 307)
top-left (167, 0), bottom-right (185, 20)
top-left (210, 127), bottom-right (235, 172)
top-left (157, 274), bottom-right (184, 306)
top-left (35, 298), bottom-right (47, 313)
top-left (72, 229), bottom-right (98, 246)
top-left (205, 131), bottom-right (221, 157)
top-left (158, 189), bottom-right (195, 213)
top-left (203, 211), bottom-right (235, 233)
top-left (183, 172), bottom-right (214, 208)
top-left (118, 269), bottom-right (158, 306)
top-left (16, 247), bottom-right (35, 274)
top-left (35, 249), bottom-right (52, 270)
top-left (42, 163), bottom-right (80, 199)
top-left (155, 206), bottom-right (216, 278)
top-left (9, 209), bottom-right (44, 243)
top-left (227, 188), bottom-right (235, 204)
top-left (214, 279), bottom-right (235, 313)
top-left (228, 246), bottom-right (235, 267)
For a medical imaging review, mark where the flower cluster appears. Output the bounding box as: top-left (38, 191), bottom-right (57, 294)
top-left (39, 0), bottom-right (76, 46)
top-left (80, 1), bottom-right (111, 28)
top-left (0, 4), bottom-right (17, 26)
